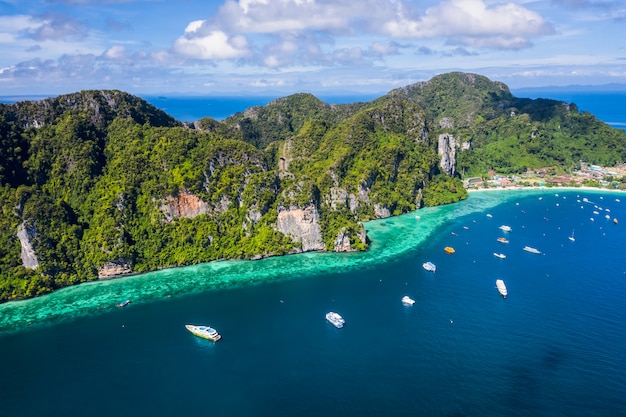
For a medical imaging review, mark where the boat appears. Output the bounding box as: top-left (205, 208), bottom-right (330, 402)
top-left (499, 225), bottom-right (512, 232)
top-left (523, 246), bottom-right (541, 254)
top-left (486, 213), bottom-right (493, 218)
top-left (616, 198), bottom-right (621, 203)
top-left (614, 218), bottom-right (618, 224)
top-left (117, 300), bottom-right (130, 308)
top-left (495, 279), bottom-right (507, 298)
top-left (568, 230), bottom-right (575, 242)
top-left (444, 246), bottom-right (455, 254)
top-left (422, 261), bottom-right (436, 272)
top-left (493, 252), bottom-right (506, 259)
top-left (326, 312), bottom-right (345, 328)
top-left (497, 237), bottom-right (509, 244)
top-left (401, 296), bottom-right (415, 305)
top-left (185, 324), bottom-right (221, 341)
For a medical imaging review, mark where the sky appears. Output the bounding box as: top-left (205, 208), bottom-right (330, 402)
top-left (1, 0), bottom-right (626, 97)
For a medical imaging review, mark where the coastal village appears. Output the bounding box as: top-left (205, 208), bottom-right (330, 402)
top-left (464, 162), bottom-right (626, 190)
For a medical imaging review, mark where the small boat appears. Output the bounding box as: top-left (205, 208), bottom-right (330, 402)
top-left (451, 231), bottom-right (458, 236)
top-left (523, 246), bottom-right (541, 254)
top-left (423, 261), bottom-right (437, 272)
top-left (444, 246), bottom-right (455, 254)
top-left (614, 218), bottom-right (618, 224)
top-left (590, 218), bottom-right (595, 222)
top-left (486, 213), bottom-right (493, 218)
top-left (499, 225), bottom-right (512, 232)
top-left (401, 296), bottom-right (415, 305)
top-left (117, 300), bottom-right (130, 308)
top-left (185, 324), bottom-right (221, 342)
top-left (463, 226), bottom-right (470, 230)
top-left (326, 312), bottom-right (345, 328)
top-left (616, 199), bottom-right (621, 203)
top-left (493, 252), bottom-right (506, 259)
top-left (497, 237), bottom-right (509, 244)
top-left (568, 230), bottom-right (575, 242)
top-left (496, 279), bottom-right (507, 298)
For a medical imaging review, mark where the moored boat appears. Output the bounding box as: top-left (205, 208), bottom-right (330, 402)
top-left (326, 312), bottom-right (345, 328)
top-left (422, 261), bottom-right (436, 272)
top-left (185, 324), bottom-right (221, 341)
top-left (495, 279), bottom-right (507, 298)
top-left (493, 252), bottom-right (506, 259)
top-left (444, 246), bottom-right (455, 254)
top-left (523, 246), bottom-right (541, 254)
top-left (499, 225), bottom-right (512, 232)
top-left (497, 237), bottom-right (509, 244)
top-left (117, 299), bottom-right (130, 308)
top-left (401, 296), bottom-right (415, 305)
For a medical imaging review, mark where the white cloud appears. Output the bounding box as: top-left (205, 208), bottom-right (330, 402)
top-left (383, 0), bottom-right (554, 48)
top-left (173, 30), bottom-right (250, 60)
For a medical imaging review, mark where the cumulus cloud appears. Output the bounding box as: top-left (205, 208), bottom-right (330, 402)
top-left (172, 0), bottom-right (555, 68)
top-left (383, 0), bottom-right (554, 49)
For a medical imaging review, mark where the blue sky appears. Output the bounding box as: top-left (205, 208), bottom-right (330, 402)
top-left (1, 0), bottom-right (626, 96)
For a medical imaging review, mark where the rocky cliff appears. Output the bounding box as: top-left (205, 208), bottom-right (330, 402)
top-left (276, 204), bottom-right (326, 252)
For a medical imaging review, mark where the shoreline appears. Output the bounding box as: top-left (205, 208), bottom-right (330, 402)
top-left (467, 185), bottom-right (626, 194)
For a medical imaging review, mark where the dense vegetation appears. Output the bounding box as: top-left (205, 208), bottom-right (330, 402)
top-left (1, 73), bottom-right (625, 301)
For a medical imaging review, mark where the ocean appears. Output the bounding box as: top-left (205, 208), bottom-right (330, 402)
top-left (1, 189), bottom-right (625, 417)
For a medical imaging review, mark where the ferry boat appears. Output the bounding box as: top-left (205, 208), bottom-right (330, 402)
top-left (326, 312), bottom-right (345, 328)
top-left (497, 237), bottom-right (509, 244)
top-left (499, 225), bottom-right (512, 232)
top-left (422, 261), bottom-right (436, 272)
top-left (401, 296), bottom-right (415, 305)
top-left (444, 246), bottom-right (455, 254)
top-left (495, 279), bottom-right (507, 298)
top-left (185, 324), bottom-right (221, 342)
top-left (523, 246), bottom-right (541, 254)
top-left (493, 252), bottom-right (506, 259)
top-left (117, 300), bottom-right (130, 308)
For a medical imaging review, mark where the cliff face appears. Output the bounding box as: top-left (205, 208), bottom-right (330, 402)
top-left (276, 204), bottom-right (325, 252)
top-left (438, 133), bottom-right (457, 176)
top-left (16, 221), bottom-right (38, 270)
top-left (98, 259), bottom-right (132, 279)
top-left (160, 190), bottom-right (210, 222)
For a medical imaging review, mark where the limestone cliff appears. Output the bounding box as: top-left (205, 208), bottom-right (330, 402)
top-left (98, 259), bottom-right (133, 279)
top-left (16, 221), bottom-right (39, 270)
top-left (438, 133), bottom-right (457, 176)
top-left (276, 204), bottom-right (325, 252)
top-left (160, 190), bottom-right (209, 222)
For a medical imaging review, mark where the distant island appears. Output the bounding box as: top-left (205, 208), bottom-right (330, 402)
top-left (0, 71), bottom-right (625, 302)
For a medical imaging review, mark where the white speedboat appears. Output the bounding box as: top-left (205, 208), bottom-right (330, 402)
top-left (422, 261), bottom-right (436, 272)
top-left (523, 246), bottom-right (541, 254)
top-left (402, 296), bottom-right (415, 305)
top-left (185, 324), bottom-right (221, 342)
top-left (493, 252), bottom-right (506, 259)
top-left (499, 225), bottom-right (512, 232)
top-left (496, 279), bottom-right (507, 298)
top-left (568, 230), bottom-right (575, 242)
top-left (326, 312), bottom-right (345, 328)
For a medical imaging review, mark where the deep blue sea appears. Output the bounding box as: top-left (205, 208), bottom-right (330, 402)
top-left (1, 189), bottom-right (626, 417)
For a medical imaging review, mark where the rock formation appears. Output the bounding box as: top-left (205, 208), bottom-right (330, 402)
top-left (17, 221), bottom-right (39, 270)
top-left (438, 133), bottom-right (457, 176)
top-left (276, 204), bottom-right (326, 252)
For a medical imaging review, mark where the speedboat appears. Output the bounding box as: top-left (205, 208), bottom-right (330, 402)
top-left (493, 253), bottom-right (506, 259)
top-left (117, 300), bottom-right (130, 308)
top-left (523, 246), bottom-right (541, 254)
top-left (497, 237), bottom-right (509, 244)
top-left (401, 296), bottom-right (415, 305)
top-left (326, 312), bottom-right (345, 328)
top-left (496, 279), bottom-right (507, 298)
top-left (568, 230), bottom-right (575, 242)
top-left (499, 225), bottom-right (512, 232)
top-left (185, 324), bottom-right (221, 341)
top-left (423, 261), bottom-right (436, 272)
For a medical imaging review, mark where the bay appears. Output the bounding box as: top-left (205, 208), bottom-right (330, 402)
top-left (1, 189), bottom-right (626, 417)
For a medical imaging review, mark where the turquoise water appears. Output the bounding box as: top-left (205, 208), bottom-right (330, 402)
top-left (1, 189), bottom-right (626, 417)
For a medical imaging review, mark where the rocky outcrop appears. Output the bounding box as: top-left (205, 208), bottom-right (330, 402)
top-left (160, 190), bottom-right (209, 222)
top-left (98, 259), bottom-right (132, 279)
top-left (276, 204), bottom-right (325, 252)
top-left (328, 187), bottom-right (359, 212)
top-left (438, 133), bottom-right (457, 176)
top-left (17, 221), bottom-right (39, 270)
top-left (373, 203), bottom-right (391, 219)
